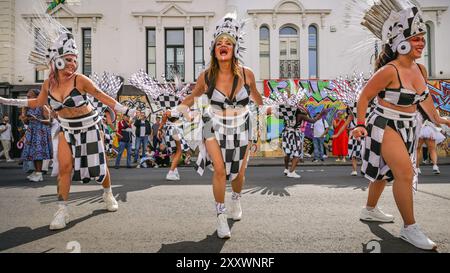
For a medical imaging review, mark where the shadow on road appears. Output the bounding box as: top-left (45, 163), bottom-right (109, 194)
top-left (157, 219), bottom-right (236, 253)
top-left (360, 221), bottom-right (438, 253)
top-left (0, 210), bottom-right (108, 252)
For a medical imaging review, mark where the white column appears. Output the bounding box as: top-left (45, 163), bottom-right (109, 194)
top-left (271, 24), bottom-right (279, 79)
top-left (155, 26), bottom-right (165, 81)
top-left (185, 25), bottom-right (194, 82)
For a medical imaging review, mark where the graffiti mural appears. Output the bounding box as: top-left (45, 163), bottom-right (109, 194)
top-left (427, 80), bottom-right (450, 115)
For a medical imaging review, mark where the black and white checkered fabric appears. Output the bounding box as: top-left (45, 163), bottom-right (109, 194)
top-left (59, 112), bottom-right (107, 184)
top-left (378, 88), bottom-right (429, 107)
top-left (282, 128), bottom-right (302, 158)
top-left (157, 94), bottom-right (180, 110)
top-left (277, 105), bottom-right (302, 158)
top-left (195, 86), bottom-right (251, 181)
top-left (347, 102), bottom-right (373, 159)
top-left (163, 123), bottom-right (191, 154)
top-left (361, 105), bottom-right (418, 190)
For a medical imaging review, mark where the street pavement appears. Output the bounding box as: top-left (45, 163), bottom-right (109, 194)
top-left (0, 161), bottom-right (449, 253)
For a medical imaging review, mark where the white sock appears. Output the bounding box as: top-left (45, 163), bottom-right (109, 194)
top-left (57, 201), bottom-right (67, 209)
top-left (103, 187), bottom-right (112, 194)
top-left (231, 191), bottom-right (241, 201)
top-left (216, 202), bottom-right (226, 215)
top-left (366, 206), bottom-right (375, 211)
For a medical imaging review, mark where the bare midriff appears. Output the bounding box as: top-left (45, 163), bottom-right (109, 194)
top-left (56, 103), bottom-right (94, 119)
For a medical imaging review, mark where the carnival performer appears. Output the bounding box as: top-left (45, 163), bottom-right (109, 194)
top-left (0, 17), bottom-right (138, 230)
top-left (330, 73), bottom-right (373, 176)
top-left (351, 0), bottom-right (450, 250)
top-left (165, 13), bottom-right (273, 239)
top-left (88, 72), bottom-right (122, 155)
top-left (264, 85), bottom-right (321, 178)
top-left (129, 70), bottom-right (191, 181)
top-left (416, 108), bottom-right (446, 175)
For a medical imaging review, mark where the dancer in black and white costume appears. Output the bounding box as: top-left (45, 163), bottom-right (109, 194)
top-left (170, 13), bottom-right (270, 239)
top-left (129, 70), bottom-right (191, 181)
top-left (89, 72), bottom-right (122, 155)
top-left (330, 74), bottom-right (373, 176)
top-left (0, 17), bottom-right (138, 230)
top-left (351, 0), bottom-right (450, 250)
top-left (265, 88), bottom-right (320, 178)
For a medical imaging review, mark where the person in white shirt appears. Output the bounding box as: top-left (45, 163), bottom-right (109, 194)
top-left (0, 115), bottom-right (14, 162)
top-left (312, 113), bottom-right (329, 162)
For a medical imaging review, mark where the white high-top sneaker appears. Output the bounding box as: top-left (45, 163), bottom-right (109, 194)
top-left (351, 171), bottom-right (358, 176)
top-left (283, 169), bottom-right (289, 175)
top-left (400, 224), bottom-right (437, 250)
top-left (287, 171), bottom-right (301, 178)
top-left (166, 170), bottom-right (179, 181)
top-left (103, 191), bottom-right (119, 212)
top-left (432, 165), bottom-right (440, 175)
top-left (216, 213), bottom-right (231, 239)
top-left (360, 207), bottom-right (394, 222)
top-left (29, 172), bottom-right (43, 182)
top-left (49, 206), bottom-right (69, 230)
top-left (230, 199), bottom-right (242, 221)
top-left (174, 168), bottom-right (180, 180)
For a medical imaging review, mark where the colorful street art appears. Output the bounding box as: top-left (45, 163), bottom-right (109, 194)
top-left (427, 80), bottom-right (450, 115)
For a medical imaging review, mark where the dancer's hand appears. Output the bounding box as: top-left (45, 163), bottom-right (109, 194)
top-left (157, 129), bottom-right (163, 140)
top-left (352, 127), bottom-right (367, 139)
top-left (331, 134), bottom-right (337, 139)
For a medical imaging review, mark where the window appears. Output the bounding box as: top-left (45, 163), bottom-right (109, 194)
top-left (165, 29), bottom-right (185, 81)
top-left (308, 25), bottom-right (318, 78)
top-left (279, 26), bottom-right (299, 79)
top-left (147, 28), bottom-right (156, 78)
top-left (34, 28), bottom-right (44, 83)
top-left (259, 26), bottom-right (270, 80)
top-left (424, 23), bottom-right (432, 77)
top-left (193, 28), bottom-right (204, 81)
top-left (82, 28), bottom-right (92, 76)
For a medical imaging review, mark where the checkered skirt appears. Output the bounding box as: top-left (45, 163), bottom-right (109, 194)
top-left (58, 112), bottom-right (107, 184)
top-left (361, 105), bottom-right (418, 189)
top-left (163, 122), bottom-right (191, 154)
top-left (195, 107), bottom-right (250, 181)
top-left (282, 128), bottom-right (303, 158)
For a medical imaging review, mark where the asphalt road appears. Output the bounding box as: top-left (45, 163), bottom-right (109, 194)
top-left (0, 164), bottom-right (449, 253)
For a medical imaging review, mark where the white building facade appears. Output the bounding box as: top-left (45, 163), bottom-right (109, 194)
top-left (0, 0), bottom-right (449, 93)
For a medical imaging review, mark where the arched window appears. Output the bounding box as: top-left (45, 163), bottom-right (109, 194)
top-left (308, 25), bottom-right (318, 78)
top-left (279, 25), bottom-right (299, 78)
top-left (259, 26), bottom-right (270, 80)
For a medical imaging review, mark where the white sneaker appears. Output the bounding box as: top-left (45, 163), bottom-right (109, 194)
top-left (154, 164), bottom-right (159, 168)
top-left (103, 192), bottom-right (119, 212)
top-left (166, 171), bottom-right (179, 181)
top-left (216, 213), bottom-right (231, 239)
top-left (29, 172), bottom-right (43, 182)
top-left (400, 224), bottom-right (437, 250)
top-left (360, 207), bottom-right (394, 223)
top-left (351, 171), bottom-right (358, 176)
top-left (432, 165), bottom-right (440, 175)
top-left (335, 158), bottom-right (341, 162)
top-left (49, 206), bottom-right (69, 230)
top-left (283, 169), bottom-right (289, 175)
top-left (27, 172), bottom-right (36, 180)
top-left (287, 171), bottom-right (301, 178)
top-left (174, 169), bottom-right (180, 180)
top-left (417, 168), bottom-right (422, 175)
top-left (230, 199), bottom-right (242, 221)
top-left (342, 158), bottom-right (346, 162)
top-left (6, 159), bottom-right (15, 163)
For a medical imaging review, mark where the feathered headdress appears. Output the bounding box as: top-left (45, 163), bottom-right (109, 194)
top-left (263, 83), bottom-right (308, 109)
top-left (328, 72), bottom-right (366, 108)
top-left (129, 69), bottom-right (190, 110)
top-left (210, 12), bottom-right (247, 63)
top-left (360, 0), bottom-right (426, 53)
top-left (26, 3), bottom-right (78, 71)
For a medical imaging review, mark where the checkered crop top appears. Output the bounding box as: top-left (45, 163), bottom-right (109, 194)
top-left (48, 75), bottom-right (89, 111)
top-left (377, 64), bottom-right (429, 107)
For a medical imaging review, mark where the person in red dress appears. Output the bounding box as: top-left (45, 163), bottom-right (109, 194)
top-left (332, 111), bottom-right (349, 162)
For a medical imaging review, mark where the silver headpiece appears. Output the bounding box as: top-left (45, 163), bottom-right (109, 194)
top-left (129, 69), bottom-right (190, 110)
top-left (361, 0), bottom-right (426, 53)
top-left (210, 13), bottom-right (246, 63)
